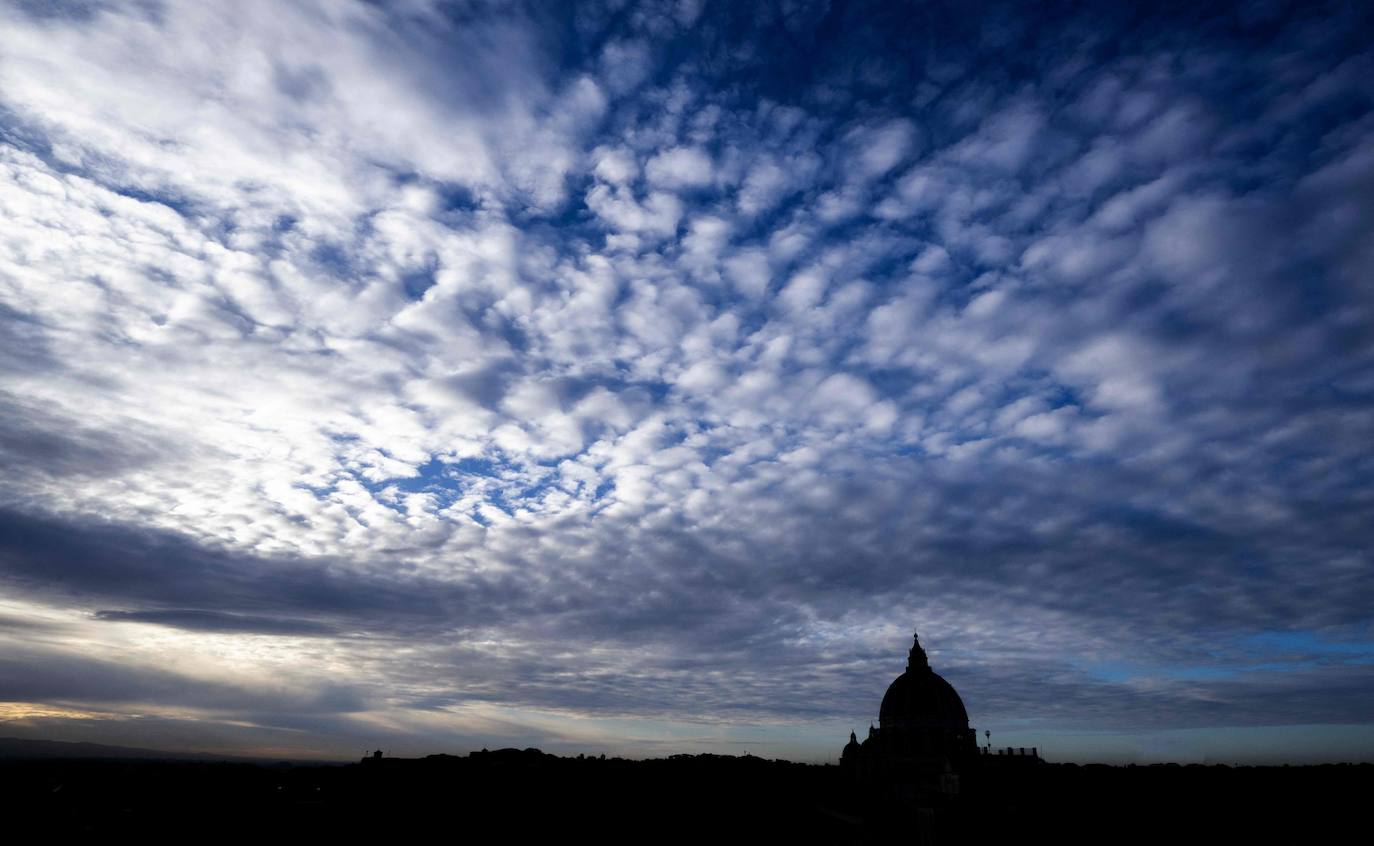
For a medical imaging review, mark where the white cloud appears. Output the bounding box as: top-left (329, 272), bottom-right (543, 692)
top-left (849, 118), bottom-right (918, 179)
top-left (723, 248), bottom-right (772, 299)
top-left (737, 154), bottom-right (814, 215)
top-left (680, 215), bottom-right (732, 277)
top-left (949, 101), bottom-right (1045, 172)
top-left (645, 146), bottom-right (714, 190)
top-left (592, 146), bottom-right (639, 185)
top-left (777, 266), bottom-right (830, 313)
top-left (586, 184), bottom-right (684, 236)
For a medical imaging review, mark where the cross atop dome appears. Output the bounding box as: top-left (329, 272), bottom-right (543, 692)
top-left (907, 630), bottom-right (929, 672)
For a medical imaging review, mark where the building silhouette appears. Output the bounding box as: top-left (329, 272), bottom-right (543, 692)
top-left (840, 631), bottom-right (1039, 841)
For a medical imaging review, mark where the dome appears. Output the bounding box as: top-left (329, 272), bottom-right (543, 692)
top-left (878, 633), bottom-right (970, 731)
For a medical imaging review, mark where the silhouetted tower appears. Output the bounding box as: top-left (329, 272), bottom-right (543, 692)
top-left (841, 730), bottom-right (862, 774)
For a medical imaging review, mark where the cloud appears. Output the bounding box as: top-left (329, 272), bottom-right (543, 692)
top-left (92, 609), bottom-right (339, 636)
top-left (848, 118), bottom-right (919, 179)
top-left (645, 146), bottom-right (715, 190)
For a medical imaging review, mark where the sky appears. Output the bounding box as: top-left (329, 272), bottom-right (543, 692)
top-left (1, 0), bottom-right (1372, 765)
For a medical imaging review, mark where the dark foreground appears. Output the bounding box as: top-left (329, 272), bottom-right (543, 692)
top-left (3, 748), bottom-right (1370, 843)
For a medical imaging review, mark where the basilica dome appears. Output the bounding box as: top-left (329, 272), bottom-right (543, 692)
top-left (878, 633), bottom-right (970, 731)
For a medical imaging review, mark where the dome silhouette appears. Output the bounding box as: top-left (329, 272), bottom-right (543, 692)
top-left (840, 631), bottom-right (981, 793)
top-left (840, 628), bottom-right (1044, 838)
top-left (878, 633), bottom-right (970, 731)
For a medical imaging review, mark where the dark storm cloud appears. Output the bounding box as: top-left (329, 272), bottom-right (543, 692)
top-left (0, 394), bottom-right (174, 481)
top-left (0, 507), bottom-right (535, 637)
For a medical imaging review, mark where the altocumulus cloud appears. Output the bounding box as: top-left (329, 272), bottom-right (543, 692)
top-left (0, 0), bottom-right (1373, 762)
